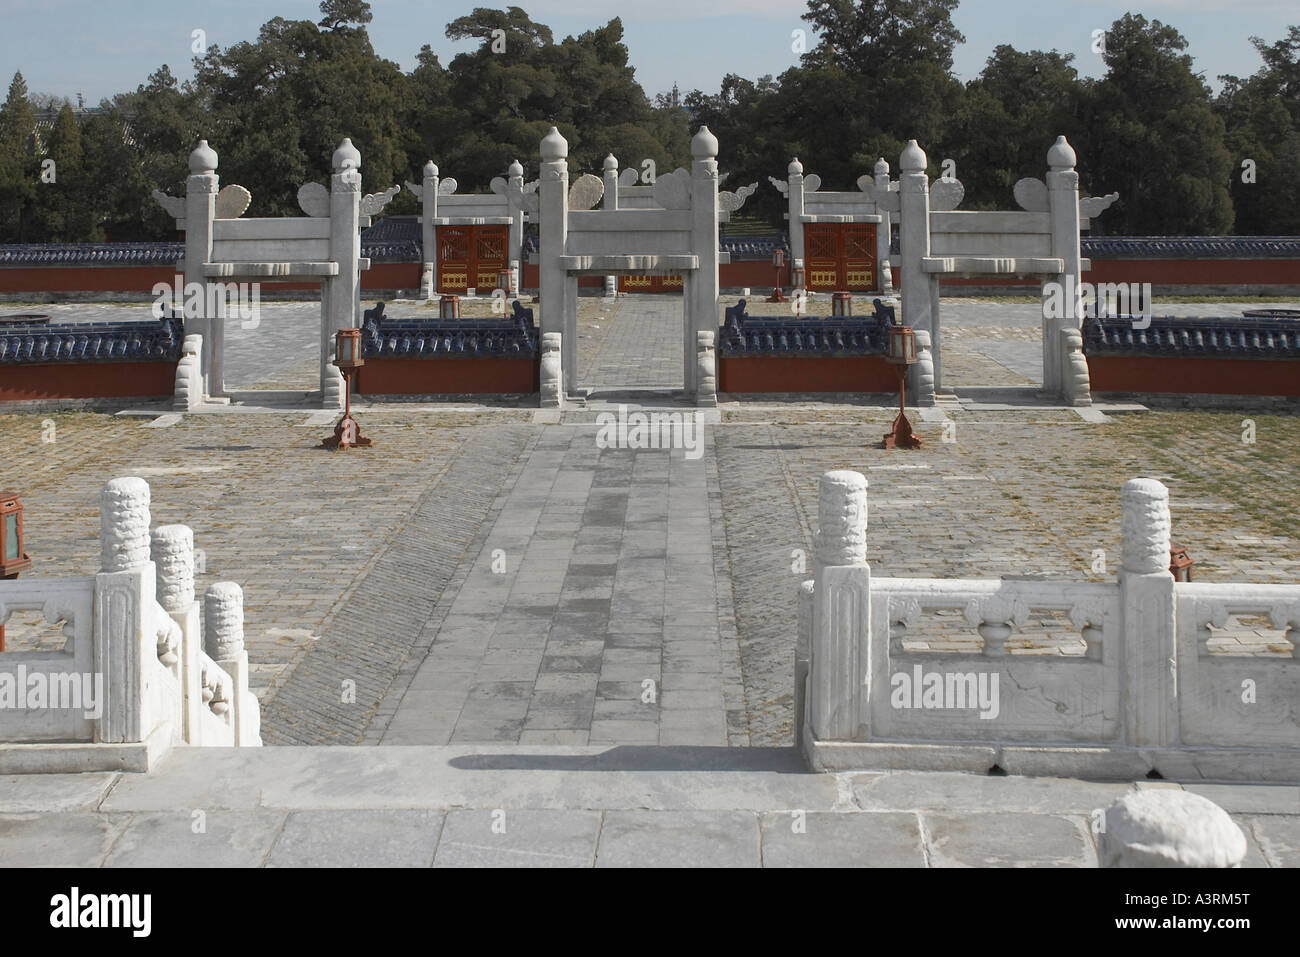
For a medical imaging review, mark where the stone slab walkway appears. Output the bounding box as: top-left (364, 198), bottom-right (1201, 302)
top-left (2, 748), bottom-right (1296, 867)
top-left (373, 292), bottom-right (741, 745)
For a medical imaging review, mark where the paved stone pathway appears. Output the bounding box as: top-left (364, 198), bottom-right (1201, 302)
top-left (376, 295), bottom-right (742, 745)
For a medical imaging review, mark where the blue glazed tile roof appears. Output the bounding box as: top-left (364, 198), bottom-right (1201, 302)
top-left (0, 318), bottom-right (184, 364)
top-left (1082, 314), bottom-right (1300, 358)
top-left (1081, 236), bottom-right (1300, 259)
top-left (359, 301), bottom-right (538, 358)
top-left (718, 298), bottom-right (892, 356)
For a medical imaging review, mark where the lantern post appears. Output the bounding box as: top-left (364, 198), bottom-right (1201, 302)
top-left (766, 247), bottom-right (787, 303)
top-left (881, 324), bottom-right (922, 449)
top-left (321, 328), bottom-right (373, 450)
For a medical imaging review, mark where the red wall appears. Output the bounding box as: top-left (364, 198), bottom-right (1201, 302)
top-left (354, 357), bottom-right (538, 395)
top-left (0, 361), bottom-right (175, 401)
top-left (719, 355), bottom-right (899, 393)
top-left (1087, 356), bottom-right (1300, 396)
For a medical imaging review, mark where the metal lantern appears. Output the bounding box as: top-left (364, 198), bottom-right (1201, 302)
top-left (767, 247), bottom-right (788, 303)
top-left (792, 260), bottom-right (806, 291)
top-left (832, 292), bottom-right (853, 317)
top-left (886, 324), bottom-right (918, 365)
top-left (881, 325), bottom-right (922, 450)
top-left (440, 294), bottom-right (461, 319)
top-left (1169, 543), bottom-right (1194, 582)
top-left (322, 330), bottom-right (373, 451)
top-left (771, 248), bottom-right (786, 270)
top-left (497, 268), bottom-right (513, 297)
top-left (0, 492), bottom-right (30, 578)
top-left (334, 328), bottom-right (364, 370)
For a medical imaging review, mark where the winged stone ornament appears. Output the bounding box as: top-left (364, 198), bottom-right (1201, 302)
top-left (437, 178), bottom-right (458, 195)
top-left (151, 189), bottom-right (186, 223)
top-left (767, 176), bottom-right (789, 196)
top-left (360, 184), bottom-right (401, 219)
top-left (719, 182), bottom-right (758, 213)
top-left (1079, 192), bottom-right (1120, 218)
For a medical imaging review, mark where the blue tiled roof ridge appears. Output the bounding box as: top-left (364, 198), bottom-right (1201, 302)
top-left (1082, 314), bottom-right (1300, 357)
top-left (0, 318), bottom-right (184, 364)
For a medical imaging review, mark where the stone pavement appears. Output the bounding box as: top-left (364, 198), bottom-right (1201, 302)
top-left (2, 296), bottom-right (1298, 752)
top-left (1, 747), bottom-right (1297, 867)
top-left (372, 296), bottom-right (743, 746)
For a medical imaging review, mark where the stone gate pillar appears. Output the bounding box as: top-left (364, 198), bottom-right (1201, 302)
top-left (602, 154), bottom-right (620, 297)
top-left (898, 140), bottom-right (938, 397)
top-left (506, 159), bottom-right (525, 294)
top-left (325, 139), bottom-right (363, 406)
top-left (787, 158), bottom-right (806, 274)
top-left (688, 126), bottom-right (721, 402)
top-left (873, 158), bottom-right (895, 294)
top-left (539, 127), bottom-right (572, 399)
top-left (1045, 136), bottom-right (1084, 401)
top-left (184, 141), bottom-right (219, 399)
top-left (421, 160), bottom-right (439, 299)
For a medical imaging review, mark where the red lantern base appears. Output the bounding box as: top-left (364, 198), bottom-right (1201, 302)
top-left (880, 411), bottom-right (922, 449)
top-left (880, 365), bottom-right (922, 449)
top-left (320, 368), bottom-right (373, 450)
top-left (766, 287), bottom-right (786, 303)
top-left (321, 413), bottom-right (373, 450)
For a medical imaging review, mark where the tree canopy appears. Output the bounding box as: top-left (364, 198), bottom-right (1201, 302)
top-left (0, 1), bottom-right (1295, 241)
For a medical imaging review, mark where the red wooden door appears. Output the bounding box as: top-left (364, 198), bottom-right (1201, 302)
top-left (437, 225), bottom-right (509, 293)
top-left (804, 224), bottom-right (877, 292)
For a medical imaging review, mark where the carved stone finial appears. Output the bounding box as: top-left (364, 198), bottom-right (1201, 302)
top-left (1121, 478), bottom-right (1171, 575)
top-left (874, 157), bottom-right (889, 176)
top-left (152, 525), bottom-right (195, 613)
top-left (788, 157), bottom-right (804, 176)
top-left (900, 140), bottom-right (927, 174)
top-left (189, 140), bottom-right (218, 174)
top-left (424, 160), bottom-right (438, 178)
top-left (508, 159), bottom-right (524, 178)
top-left (815, 471), bottom-right (868, 568)
top-left (204, 582), bottom-right (245, 661)
top-left (1100, 791), bottom-right (1246, 868)
top-left (1048, 135), bottom-right (1077, 171)
top-left (691, 125), bottom-right (719, 159)
top-left (332, 138), bottom-right (361, 173)
top-left (603, 153), bottom-right (618, 172)
top-left (100, 477), bottom-right (151, 573)
top-left (541, 126), bottom-right (568, 162)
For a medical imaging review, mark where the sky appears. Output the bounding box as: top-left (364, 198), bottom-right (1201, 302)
top-left (0, 0), bottom-right (1296, 107)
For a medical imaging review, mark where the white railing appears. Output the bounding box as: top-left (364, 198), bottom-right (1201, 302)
top-left (799, 471), bottom-right (1300, 781)
top-left (0, 478), bottom-right (261, 770)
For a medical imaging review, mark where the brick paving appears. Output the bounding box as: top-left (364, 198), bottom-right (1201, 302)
top-left (2, 295), bottom-right (1297, 750)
